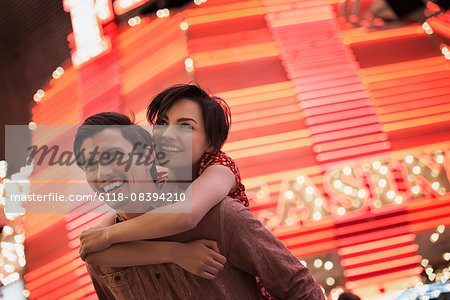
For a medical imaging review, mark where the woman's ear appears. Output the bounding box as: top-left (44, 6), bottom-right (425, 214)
top-left (206, 145), bottom-right (214, 153)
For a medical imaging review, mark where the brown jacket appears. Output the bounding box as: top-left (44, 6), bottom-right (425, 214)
top-left (86, 197), bottom-right (324, 299)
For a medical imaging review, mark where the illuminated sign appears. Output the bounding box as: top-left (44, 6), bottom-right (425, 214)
top-left (63, 0), bottom-right (111, 67)
top-left (248, 148), bottom-right (449, 227)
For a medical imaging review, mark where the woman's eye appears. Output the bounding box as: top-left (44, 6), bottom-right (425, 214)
top-left (180, 123), bottom-right (193, 129)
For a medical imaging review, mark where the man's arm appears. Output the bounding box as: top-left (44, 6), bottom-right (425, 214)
top-left (85, 264), bottom-right (115, 300)
top-left (220, 199), bottom-right (324, 300)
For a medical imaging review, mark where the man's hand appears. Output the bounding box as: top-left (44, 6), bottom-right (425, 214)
top-left (79, 226), bottom-right (112, 261)
top-left (172, 240), bottom-right (226, 280)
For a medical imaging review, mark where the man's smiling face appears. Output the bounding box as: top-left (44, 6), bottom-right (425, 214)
top-left (80, 128), bottom-right (155, 210)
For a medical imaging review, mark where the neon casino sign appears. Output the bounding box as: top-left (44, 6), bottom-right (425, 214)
top-left (63, 0), bottom-right (149, 66)
top-left (247, 148), bottom-right (449, 228)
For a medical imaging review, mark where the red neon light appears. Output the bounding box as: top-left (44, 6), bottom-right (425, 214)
top-left (345, 266), bottom-right (423, 289)
top-left (113, 0), bottom-right (150, 16)
top-left (338, 234), bottom-right (416, 257)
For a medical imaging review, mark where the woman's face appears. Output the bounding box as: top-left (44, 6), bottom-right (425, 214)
top-left (154, 98), bottom-right (212, 171)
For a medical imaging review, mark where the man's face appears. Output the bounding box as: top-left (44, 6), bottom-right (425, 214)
top-left (80, 128), bottom-right (155, 210)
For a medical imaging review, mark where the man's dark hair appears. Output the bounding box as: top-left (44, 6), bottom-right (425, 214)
top-left (338, 292), bottom-right (361, 300)
top-left (147, 84), bottom-right (231, 151)
top-left (73, 112), bottom-right (157, 180)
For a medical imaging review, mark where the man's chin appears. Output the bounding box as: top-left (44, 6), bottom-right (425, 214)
top-left (106, 201), bottom-right (129, 210)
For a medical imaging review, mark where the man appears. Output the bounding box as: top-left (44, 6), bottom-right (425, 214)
top-left (75, 112), bottom-right (324, 299)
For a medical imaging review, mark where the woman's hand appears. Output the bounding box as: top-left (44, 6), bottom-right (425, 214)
top-left (172, 240), bottom-right (226, 280)
top-left (79, 226), bottom-right (112, 260)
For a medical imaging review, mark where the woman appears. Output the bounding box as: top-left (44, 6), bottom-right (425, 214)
top-left (80, 84), bottom-right (274, 299)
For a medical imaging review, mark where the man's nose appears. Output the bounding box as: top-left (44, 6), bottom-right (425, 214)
top-left (96, 162), bottom-right (115, 180)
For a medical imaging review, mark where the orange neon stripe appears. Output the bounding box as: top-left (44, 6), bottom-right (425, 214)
top-left (407, 203), bottom-right (450, 224)
top-left (300, 83), bottom-right (365, 102)
top-left (228, 138), bottom-right (313, 159)
top-left (243, 166), bottom-right (323, 187)
top-left (265, 0), bottom-right (330, 13)
top-left (65, 213), bottom-right (103, 231)
top-left (309, 114), bottom-right (379, 134)
top-left (190, 28), bottom-right (273, 52)
top-left (344, 255), bottom-right (422, 278)
top-left (375, 95), bottom-right (450, 114)
top-left (360, 57), bottom-right (446, 76)
top-left (313, 133), bottom-right (388, 153)
top-left (185, 1), bottom-right (262, 17)
top-left (217, 81), bottom-right (293, 99)
top-left (26, 261), bottom-right (80, 291)
top-left (382, 112), bottom-right (450, 131)
top-left (120, 30), bottom-right (185, 67)
top-left (38, 67), bottom-right (78, 100)
top-left (192, 42), bottom-right (279, 68)
top-left (121, 53), bottom-right (186, 94)
top-left (367, 69), bottom-right (450, 91)
top-left (338, 225), bottom-right (411, 248)
top-left (409, 216), bottom-right (450, 233)
top-left (25, 214), bottom-right (67, 238)
top-left (337, 215), bottom-right (409, 237)
top-left (272, 217), bottom-right (334, 237)
top-left (230, 96), bottom-right (297, 115)
top-left (266, 7), bottom-right (334, 27)
top-left (59, 289), bottom-right (86, 300)
top-left (312, 123), bottom-right (382, 143)
top-left (316, 141), bottom-right (391, 162)
top-left (281, 228), bottom-right (337, 247)
top-left (338, 234), bottom-right (416, 256)
top-left (428, 17), bottom-right (450, 36)
top-left (186, 7), bottom-right (266, 25)
top-left (345, 266), bottom-right (423, 290)
top-left (342, 25), bottom-right (421, 44)
top-left (230, 112), bottom-right (304, 132)
top-left (32, 88), bottom-right (80, 124)
top-left (24, 252), bottom-right (76, 282)
top-left (120, 35), bottom-right (187, 70)
top-left (362, 64), bottom-right (449, 84)
top-left (291, 240), bottom-right (338, 257)
top-left (373, 88), bottom-right (450, 108)
top-left (340, 244), bottom-right (419, 267)
top-left (233, 104), bottom-right (301, 122)
top-left (370, 77), bottom-right (450, 98)
top-left (406, 194), bottom-right (450, 210)
top-left (301, 99), bottom-right (372, 118)
top-left (66, 219), bottom-right (104, 242)
top-left (379, 103), bottom-right (450, 123)
top-left (118, 15), bottom-right (182, 47)
top-left (224, 129), bottom-right (310, 151)
top-left (225, 88), bottom-right (296, 107)
top-left (300, 91), bottom-right (368, 108)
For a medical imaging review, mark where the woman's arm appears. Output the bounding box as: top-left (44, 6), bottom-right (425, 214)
top-left (111, 165), bottom-right (236, 240)
top-left (79, 165), bottom-right (236, 256)
top-left (98, 213), bottom-right (116, 227)
top-left (84, 239), bottom-right (226, 280)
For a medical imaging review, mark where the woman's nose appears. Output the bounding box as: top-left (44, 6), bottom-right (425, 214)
top-left (161, 125), bottom-right (178, 141)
